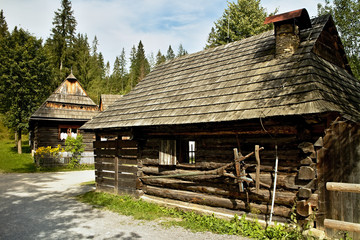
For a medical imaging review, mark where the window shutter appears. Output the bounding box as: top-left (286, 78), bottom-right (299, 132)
top-left (159, 140), bottom-right (177, 165)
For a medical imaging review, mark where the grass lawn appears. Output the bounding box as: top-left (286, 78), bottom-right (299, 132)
top-left (78, 191), bottom-right (305, 239)
top-left (0, 118), bottom-right (93, 173)
top-left (0, 138), bottom-right (37, 173)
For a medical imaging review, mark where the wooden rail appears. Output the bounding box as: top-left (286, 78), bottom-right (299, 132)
top-left (326, 182), bottom-right (360, 193)
top-left (324, 219), bottom-right (360, 233)
top-left (324, 182), bottom-right (360, 233)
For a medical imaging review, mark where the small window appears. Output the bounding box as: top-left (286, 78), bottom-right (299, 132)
top-left (159, 140), bottom-right (177, 165)
top-left (58, 125), bottom-right (80, 140)
top-left (188, 141), bottom-right (196, 164)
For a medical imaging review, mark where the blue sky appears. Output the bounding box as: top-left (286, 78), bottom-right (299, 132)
top-left (2, 0), bottom-right (323, 70)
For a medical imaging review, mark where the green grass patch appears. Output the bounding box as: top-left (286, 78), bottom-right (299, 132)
top-left (77, 191), bottom-right (306, 239)
top-left (0, 137), bottom-right (37, 173)
top-left (80, 180), bottom-right (96, 186)
top-left (0, 136), bottom-right (95, 173)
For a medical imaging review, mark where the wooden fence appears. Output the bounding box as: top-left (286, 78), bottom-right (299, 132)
top-left (94, 139), bottom-right (139, 195)
top-left (317, 120), bottom-right (360, 240)
top-left (324, 182), bottom-right (360, 239)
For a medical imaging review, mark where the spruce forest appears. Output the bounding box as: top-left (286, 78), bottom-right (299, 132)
top-left (0, 0), bottom-right (188, 106)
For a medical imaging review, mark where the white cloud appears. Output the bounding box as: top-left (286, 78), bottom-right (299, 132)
top-left (2, 0), bottom-right (323, 70)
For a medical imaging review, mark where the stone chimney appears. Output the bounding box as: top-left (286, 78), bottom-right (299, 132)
top-left (264, 9), bottom-right (312, 58)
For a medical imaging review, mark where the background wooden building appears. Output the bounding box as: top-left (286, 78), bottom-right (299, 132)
top-left (81, 9), bottom-right (360, 235)
top-left (99, 94), bottom-right (123, 111)
top-left (29, 73), bottom-right (99, 163)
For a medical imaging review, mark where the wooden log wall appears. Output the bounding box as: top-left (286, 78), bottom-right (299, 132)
top-left (94, 139), bottom-right (139, 195)
top-left (138, 129), bottom-right (321, 222)
top-left (317, 120), bottom-right (360, 240)
top-left (33, 121), bottom-right (94, 151)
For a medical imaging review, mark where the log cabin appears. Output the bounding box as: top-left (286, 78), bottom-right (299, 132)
top-left (29, 73), bottom-right (99, 164)
top-left (81, 9), bottom-right (360, 228)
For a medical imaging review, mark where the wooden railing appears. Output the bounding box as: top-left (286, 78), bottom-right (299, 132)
top-left (324, 182), bottom-right (360, 233)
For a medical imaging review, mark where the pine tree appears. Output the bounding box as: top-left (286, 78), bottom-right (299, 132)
top-left (156, 50), bottom-right (166, 66)
top-left (166, 45), bottom-right (175, 61)
top-left (177, 44), bottom-right (188, 57)
top-left (128, 45), bottom-right (137, 90)
top-left (0, 10), bottom-right (8, 38)
top-left (318, 0), bottom-right (360, 79)
top-left (128, 41), bottom-right (150, 90)
top-left (0, 27), bottom-right (52, 153)
top-left (119, 48), bottom-right (128, 93)
top-left (135, 41), bottom-right (150, 84)
top-left (46, 0), bottom-right (77, 84)
top-left (148, 52), bottom-right (156, 71)
top-left (72, 33), bottom-right (92, 89)
top-left (205, 0), bottom-right (276, 49)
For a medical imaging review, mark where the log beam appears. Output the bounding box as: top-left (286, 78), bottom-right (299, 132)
top-left (324, 219), bottom-right (360, 233)
top-left (326, 182), bottom-right (360, 193)
top-left (144, 185), bottom-right (291, 218)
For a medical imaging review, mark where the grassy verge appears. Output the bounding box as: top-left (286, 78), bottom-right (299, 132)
top-left (78, 191), bottom-right (305, 239)
top-left (0, 137), bottom-right (95, 173)
top-left (0, 137), bottom-right (94, 173)
top-left (0, 137), bottom-right (37, 173)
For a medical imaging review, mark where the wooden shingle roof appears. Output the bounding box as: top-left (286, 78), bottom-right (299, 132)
top-left (82, 14), bottom-right (360, 130)
top-left (99, 94), bottom-right (123, 111)
top-left (30, 74), bottom-right (99, 121)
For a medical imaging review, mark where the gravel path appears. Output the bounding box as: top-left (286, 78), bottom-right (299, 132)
top-left (0, 171), bottom-right (249, 240)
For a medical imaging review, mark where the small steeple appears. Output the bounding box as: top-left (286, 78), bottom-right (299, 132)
top-left (66, 69), bottom-right (76, 81)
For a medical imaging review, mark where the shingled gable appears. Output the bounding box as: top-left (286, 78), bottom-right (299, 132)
top-left (29, 73), bottom-right (99, 165)
top-left (30, 73), bottom-right (99, 121)
top-left (81, 13), bottom-right (360, 130)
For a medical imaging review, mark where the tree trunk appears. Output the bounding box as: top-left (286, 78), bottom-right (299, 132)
top-left (17, 129), bottom-right (22, 154)
top-left (15, 132), bottom-right (18, 148)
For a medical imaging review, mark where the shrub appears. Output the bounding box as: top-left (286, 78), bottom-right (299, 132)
top-left (65, 134), bottom-right (84, 168)
top-left (34, 145), bottom-right (63, 166)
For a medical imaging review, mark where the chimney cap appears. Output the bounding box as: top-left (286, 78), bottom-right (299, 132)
top-left (264, 8), bottom-right (312, 30)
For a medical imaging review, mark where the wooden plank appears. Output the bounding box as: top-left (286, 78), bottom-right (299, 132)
top-left (96, 177), bottom-right (116, 186)
top-left (117, 140), bottom-right (138, 148)
top-left (115, 157), bottom-right (119, 194)
top-left (93, 140), bottom-right (117, 149)
top-left (118, 165), bottom-right (138, 174)
top-left (95, 157), bottom-right (116, 164)
top-left (118, 179), bottom-right (138, 188)
top-left (326, 182), bottom-right (360, 193)
top-left (324, 219), bottom-right (360, 233)
top-left (118, 173), bottom-right (137, 180)
top-left (118, 158), bottom-right (138, 165)
top-left (147, 126), bottom-right (297, 136)
top-left (119, 148), bottom-right (138, 157)
top-left (95, 163), bottom-right (115, 171)
top-left (95, 171), bottom-right (115, 178)
top-left (95, 149), bottom-right (117, 156)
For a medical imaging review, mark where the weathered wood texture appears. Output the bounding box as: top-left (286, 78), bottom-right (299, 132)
top-left (137, 122), bottom-right (321, 220)
top-left (93, 117), bottom-right (328, 221)
top-left (324, 219), bottom-right (360, 233)
top-left (317, 120), bottom-right (360, 240)
top-left (33, 121), bottom-right (94, 151)
top-left (326, 182), bottom-right (360, 193)
top-left (94, 139), bottom-right (139, 195)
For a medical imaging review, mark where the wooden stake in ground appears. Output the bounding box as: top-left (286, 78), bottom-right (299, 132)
top-left (255, 145), bottom-right (260, 194)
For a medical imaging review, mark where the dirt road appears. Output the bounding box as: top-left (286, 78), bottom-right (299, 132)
top-left (0, 171), bottom-right (246, 240)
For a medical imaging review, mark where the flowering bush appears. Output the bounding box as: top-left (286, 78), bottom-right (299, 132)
top-left (34, 145), bottom-right (64, 166)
